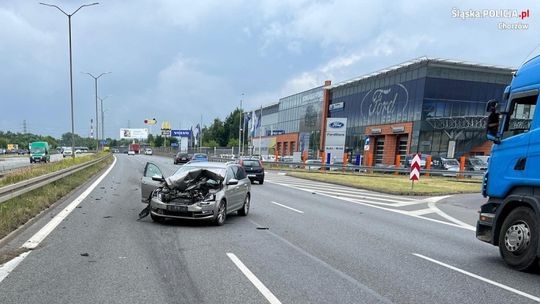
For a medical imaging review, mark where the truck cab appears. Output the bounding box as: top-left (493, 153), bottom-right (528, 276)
top-left (30, 141), bottom-right (50, 163)
top-left (477, 55), bottom-right (540, 271)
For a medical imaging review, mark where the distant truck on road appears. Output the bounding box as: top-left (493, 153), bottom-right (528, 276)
top-left (129, 143), bottom-right (140, 154)
top-left (477, 55), bottom-right (540, 271)
top-left (29, 142), bottom-right (50, 163)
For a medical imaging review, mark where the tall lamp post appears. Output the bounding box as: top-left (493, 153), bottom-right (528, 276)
top-left (83, 72), bottom-right (111, 151)
top-left (40, 2), bottom-right (99, 157)
top-left (98, 95), bottom-right (110, 146)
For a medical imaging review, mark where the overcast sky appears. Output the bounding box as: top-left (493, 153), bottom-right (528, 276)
top-left (1, 0), bottom-right (539, 138)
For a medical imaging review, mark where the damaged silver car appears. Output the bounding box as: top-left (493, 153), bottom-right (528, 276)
top-left (140, 162), bottom-right (251, 225)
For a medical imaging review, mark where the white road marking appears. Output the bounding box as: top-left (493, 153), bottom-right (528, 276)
top-left (0, 156), bottom-right (117, 284)
top-left (0, 252), bottom-right (30, 283)
top-left (226, 253), bottom-right (282, 304)
top-left (413, 253), bottom-right (540, 303)
top-left (427, 201), bottom-right (476, 230)
top-left (268, 179), bottom-right (475, 231)
top-left (270, 201), bottom-right (304, 214)
top-left (408, 208), bottom-right (435, 216)
top-left (23, 155), bottom-right (117, 249)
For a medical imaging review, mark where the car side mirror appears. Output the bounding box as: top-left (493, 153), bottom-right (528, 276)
top-left (152, 176), bottom-right (165, 182)
top-left (227, 179), bottom-right (239, 186)
top-left (485, 99), bottom-right (501, 144)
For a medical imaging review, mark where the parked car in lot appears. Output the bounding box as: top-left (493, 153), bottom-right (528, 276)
top-left (431, 157), bottom-right (460, 176)
top-left (191, 153), bottom-right (208, 162)
top-left (237, 158), bottom-right (265, 184)
top-left (305, 159), bottom-right (322, 170)
top-left (174, 152), bottom-right (191, 164)
top-left (465, 157), bottom-right (488, 171)
top-left (140, 161), bottom-right (251, 225)
top-left (144, 148), bottom-right (153, 155)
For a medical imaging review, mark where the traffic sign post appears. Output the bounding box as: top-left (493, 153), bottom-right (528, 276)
top-left (410, 153), bottom-right (421, 189)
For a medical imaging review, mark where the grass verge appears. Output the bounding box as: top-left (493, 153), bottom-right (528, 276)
top-left (286, 171), bottom-right (481, 196)
top-left (0, 152), bottom-right (108, 187)
top-left (0, 155), bottom-right (113, 241)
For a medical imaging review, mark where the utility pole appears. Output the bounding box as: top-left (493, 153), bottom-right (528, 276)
top-left (22, 120), bottom-right (27, 134)
top-left (40, 2), bottom-right (99, 157)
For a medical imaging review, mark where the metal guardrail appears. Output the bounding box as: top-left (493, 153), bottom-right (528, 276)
top-left (208, 157), bottom-right (485, 178)
top-left (0, 154), bottom-right (111, 205)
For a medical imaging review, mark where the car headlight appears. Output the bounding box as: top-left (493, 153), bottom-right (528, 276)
top-left (203, 193), bottom-right (216, 202)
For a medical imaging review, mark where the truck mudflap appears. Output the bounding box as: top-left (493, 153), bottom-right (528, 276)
top-left (476, 199), bottom-right (500, 244)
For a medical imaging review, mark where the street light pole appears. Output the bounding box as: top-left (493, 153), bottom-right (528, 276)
top-left (40, 2), bottom-right (99, 157)
top-left (98, 95), bottom-right (110, 145)
top-left (83, 72), bottom-right (111, 151)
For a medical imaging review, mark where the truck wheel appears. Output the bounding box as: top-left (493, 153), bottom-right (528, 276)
top-left (498, 207), bottom-right (539, 271)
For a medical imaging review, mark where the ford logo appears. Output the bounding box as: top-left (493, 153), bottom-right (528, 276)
top-left (329, 121), bottom-right (344, 128)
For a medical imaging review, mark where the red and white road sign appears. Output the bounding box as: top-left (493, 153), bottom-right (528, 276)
top-left (410, 154), bottom-right (421, 181)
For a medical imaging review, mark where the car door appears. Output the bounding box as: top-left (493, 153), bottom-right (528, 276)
top-left (224, 166), bottom-right (242, 211)
top-left (141, 162), bottom-right (164, 203)
top-left (233, 165), bottom-right (249, 206)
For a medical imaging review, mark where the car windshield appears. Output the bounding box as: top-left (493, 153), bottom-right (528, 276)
top-left (470, 158), bottom-right (486, 166)
top-left (443, 159), bottom-right (460, 166)
top-left (31, 147), bottom-right (45, 153)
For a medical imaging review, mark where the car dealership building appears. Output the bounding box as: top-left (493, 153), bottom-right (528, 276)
top-left (249, 57), bottom-right (514, 165)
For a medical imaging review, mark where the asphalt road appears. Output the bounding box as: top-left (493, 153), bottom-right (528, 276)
top-left (0, 154), bottom-right (539, 304)
top-left (0, 153), bottom-right (65, 172)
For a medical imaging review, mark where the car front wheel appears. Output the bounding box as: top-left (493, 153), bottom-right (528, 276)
top-left (215, 200), bottom-right (227, 226)
top-left (498, 207), bottom-right (539, 271)
top-left (238, 194), bottom-right (250, 216)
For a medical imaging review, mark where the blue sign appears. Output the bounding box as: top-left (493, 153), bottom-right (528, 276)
top-left (100, 140), bottom-right (109, 145)
top-left (171, 129), bottom-right (192, 137)
top-left (329, 121), bottom-right (345, 129)
top-left (171, 142), bottom-right (179, 147)
top-left (364, 137), bottom-right (370, 145)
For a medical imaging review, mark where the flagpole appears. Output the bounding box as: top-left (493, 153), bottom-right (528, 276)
top-left (258, 105), bottom-right (262, 156)
top-left (200, 114), bottom-right (203, 152)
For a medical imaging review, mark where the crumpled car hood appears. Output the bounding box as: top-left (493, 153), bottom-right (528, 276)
top-left (165, 168), bottom-right (224, 191)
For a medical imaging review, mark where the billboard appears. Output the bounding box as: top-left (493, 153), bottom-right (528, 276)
top-left (120, 128), bottom-right (148, 139)
top-left (324, 118), bottom-right (347, 163)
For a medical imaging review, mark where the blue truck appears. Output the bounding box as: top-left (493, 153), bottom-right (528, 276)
top-left (477, 55), bottom-right (540, 271)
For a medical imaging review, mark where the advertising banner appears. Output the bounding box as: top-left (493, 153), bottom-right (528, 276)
top-left (120, 128), bottom-right (148, 139)
top-left (324, 118), bottom-right (347, 163)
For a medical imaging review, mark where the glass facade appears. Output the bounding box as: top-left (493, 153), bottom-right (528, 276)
top-left (328, 60), bottom-right (513, 158)
top-left (277, 87), bottom-right (323, 134)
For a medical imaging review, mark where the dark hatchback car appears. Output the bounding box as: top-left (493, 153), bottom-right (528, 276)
top-left (174, 153), bottom-right (191, 165)
top-left (238, 158), bottom-right (265, 184)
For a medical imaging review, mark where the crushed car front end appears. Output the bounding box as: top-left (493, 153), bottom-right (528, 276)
top-left (149, 188), bottom-right (222, 220)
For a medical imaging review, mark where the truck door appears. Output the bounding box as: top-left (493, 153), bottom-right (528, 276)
top-left (488, 91), bottom-right (538, 197)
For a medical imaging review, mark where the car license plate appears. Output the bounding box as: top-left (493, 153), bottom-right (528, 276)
top-left (248, 174), bottom-right (256, 177)
top-left (182, 158), bottom-right (186, 160)
top-left (167, 205), bottom-right (187, 212)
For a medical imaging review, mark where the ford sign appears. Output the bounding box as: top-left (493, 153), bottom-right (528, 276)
top-left (329, 121), bottom-right (344, 129)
